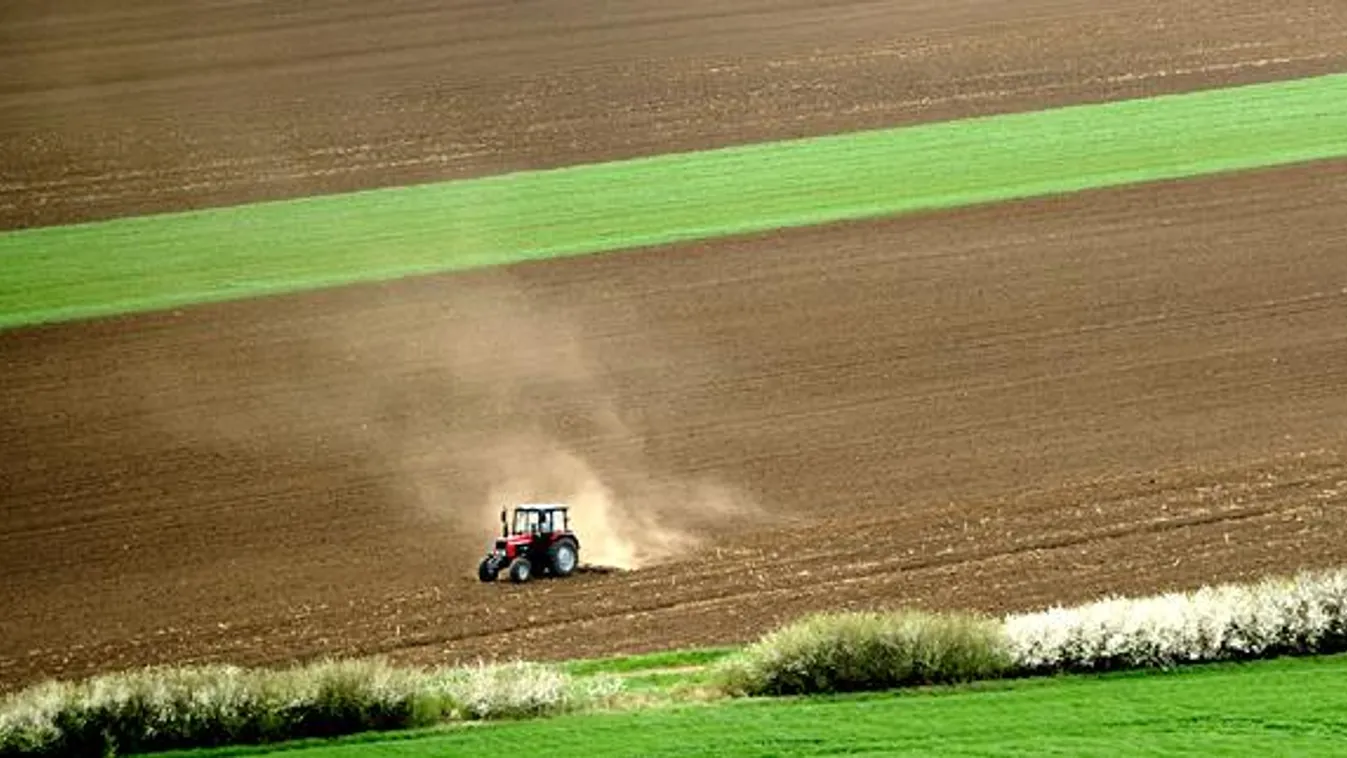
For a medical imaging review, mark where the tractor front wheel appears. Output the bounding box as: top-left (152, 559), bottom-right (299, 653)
top-left (478, 557), bottom-right (499, 583)
top-left (508, 557), bottom-right (533, 584)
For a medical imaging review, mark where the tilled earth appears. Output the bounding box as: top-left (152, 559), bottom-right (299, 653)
top-left (3, 0), bottom-right (1347, 691)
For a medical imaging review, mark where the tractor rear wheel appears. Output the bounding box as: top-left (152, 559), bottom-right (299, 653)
top-left (508, 557), bottom-right (533, 584)
top-left (478, 558), bottom-right (498, 583)
top-left (548, 539), bottom-right (579, 578)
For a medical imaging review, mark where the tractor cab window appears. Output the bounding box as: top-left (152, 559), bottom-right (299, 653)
top-left (513, 510), bottom-right (541, 534)
top-left (511, 507), bottom-right (568, 535)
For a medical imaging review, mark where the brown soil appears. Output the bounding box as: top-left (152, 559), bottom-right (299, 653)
top-left (3, 0), bottom-right (1347, 691)
top-left (3, 0), bottom-right (1345, 229)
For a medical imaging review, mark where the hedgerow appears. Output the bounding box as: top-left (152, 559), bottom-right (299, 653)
top-left (0, 658), bottom-right (620, 757)
top-left (712, 567), bottom-right (1347, 697)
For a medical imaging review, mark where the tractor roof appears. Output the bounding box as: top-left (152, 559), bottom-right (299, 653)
top-left (515, 503), bottom-right (568, 511)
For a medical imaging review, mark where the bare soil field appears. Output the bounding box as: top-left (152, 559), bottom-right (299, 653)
top-left (5, 161), bottom-right (1347, 687)
top-left (2, 0), bottom-right (1346, 229)
top-left (3, 0), bottom-right (1347, 691)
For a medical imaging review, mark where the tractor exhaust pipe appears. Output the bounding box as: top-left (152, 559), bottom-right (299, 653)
top-left (501, 507), bottom-right (508, 538)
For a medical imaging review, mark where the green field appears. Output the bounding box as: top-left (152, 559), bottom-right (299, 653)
top-left (562, 647), bottom-right (737, 678)
top-left (4, 73), bottom-right (1347, 331)
top-left (158, 654), bottom-right (1347, 758)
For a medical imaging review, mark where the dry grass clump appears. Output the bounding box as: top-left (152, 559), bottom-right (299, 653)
top-left (1005, 567), bottom-right (1347, 674)
top-left (713, 610), bottom-right (1014, 697)
top-left (0, 658), bottom-right (620, 757)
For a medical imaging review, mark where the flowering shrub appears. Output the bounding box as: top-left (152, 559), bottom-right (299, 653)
top-left (0, 658), bottom-right (620, 757)
top-left (714, 568), bottom-right (1347, 697)
top-left (1004, 568), bottom-right (1347, 674)
top-left (433, 661), bottom-right (621, 720)
top-left (713, 610), bottom-right (1013, 696)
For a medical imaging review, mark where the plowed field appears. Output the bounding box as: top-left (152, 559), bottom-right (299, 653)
top-left (3, 0), bottom-right (1347, 691)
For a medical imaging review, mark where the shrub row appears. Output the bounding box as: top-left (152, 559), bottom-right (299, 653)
top-left (713, 567), bottom-right (1347, 696)
top-left (0, 658), bottom-right (620, 757)
top-left (714, 610), bottom-right (1011, 696)
top-left (1004, 567), bottom-right (1347, 674)
top-left (6, 568), bottom-right (1344, 754)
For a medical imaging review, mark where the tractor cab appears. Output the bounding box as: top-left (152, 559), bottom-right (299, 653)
top-left (509, 504), bottom-right (569, 536)
top-left (479, 503), bottom-right (581, 584)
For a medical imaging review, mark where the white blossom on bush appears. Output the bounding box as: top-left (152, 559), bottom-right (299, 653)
top-left (1003, 568), bottom-right (1347, 673)
top-left (0, 657), bottom-right (622, 755)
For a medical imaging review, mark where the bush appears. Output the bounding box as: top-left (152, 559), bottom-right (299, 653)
top-left (714, 568), bottom-right (1347, 699)
top-left (1004, 567), bottom-right (1347, 674)
top-left (7, 568), bottom-right (1347, 753)
top-left (713, 610), bottom-right (1014, 697)
top-left (432, 661), bottom-right (622, 721)
top-left (0, 658), bottom-right (621, 757)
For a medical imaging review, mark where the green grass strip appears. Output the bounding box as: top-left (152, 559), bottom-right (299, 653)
top-left (5, 72), bottom-right (1347, 331)
top-left (562, 646), bottom-right (737, 677)
top-left (160, 654), bottom-right (1347, 758)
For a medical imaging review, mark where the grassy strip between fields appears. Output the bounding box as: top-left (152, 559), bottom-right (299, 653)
top-left (561, 647), bottom-right (737, 678)
top-left (4, 567), bottom-right (1345, 756)
top-left (3, 72), bottom-right (1347, 330)
top-left (167, 653), bottom-right (1347, 758)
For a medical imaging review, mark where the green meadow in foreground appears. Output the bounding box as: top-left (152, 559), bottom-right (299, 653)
top-left (166, 654), bottom-right (1347, 758)
top-left (4, 72), bottom-right (1347, 330)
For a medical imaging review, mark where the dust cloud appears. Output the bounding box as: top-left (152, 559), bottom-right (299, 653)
top-left (472, 433), bottom-right (754, 570)
top-left (115, 264), bottom-right (760, 576)
top-left (379, 273), bottom-right (762, 570)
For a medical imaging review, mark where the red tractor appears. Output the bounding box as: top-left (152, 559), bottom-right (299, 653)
top-left (478, 504), bottom-right (581, 584)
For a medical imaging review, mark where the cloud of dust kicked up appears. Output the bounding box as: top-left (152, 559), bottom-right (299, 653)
top-left (472, 434), bottom-right (752, 570)
top-left (119, 264), bottom-right (760, 576)
top-left (375, 271), bottom-right (762, 571)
